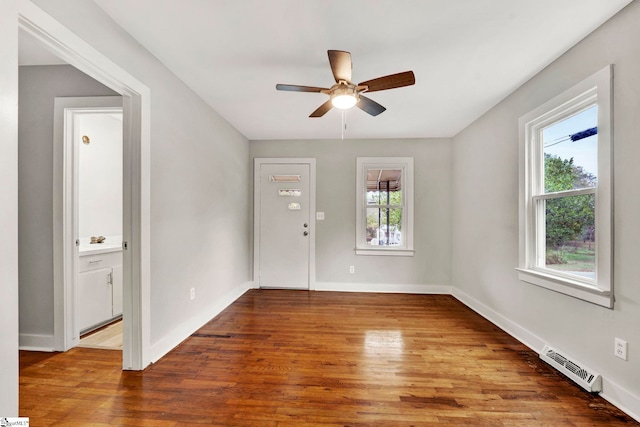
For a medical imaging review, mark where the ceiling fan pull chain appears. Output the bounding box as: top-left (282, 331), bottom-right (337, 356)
top-left (341, 110), bottom-right (345, 140)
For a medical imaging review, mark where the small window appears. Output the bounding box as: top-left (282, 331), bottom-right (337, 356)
top-left (356, 157), bottom-right (414, 256)
top-left (518, 66), bottom-right (613, 307)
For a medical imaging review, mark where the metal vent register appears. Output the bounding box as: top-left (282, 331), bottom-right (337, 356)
top-left (540, 345), bottom-right (602, 392)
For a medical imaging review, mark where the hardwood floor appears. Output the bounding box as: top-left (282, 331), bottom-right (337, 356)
top-left (78, 319), bottom-right (123, 350)
top-left (20, 290), bottom-right (638, 426)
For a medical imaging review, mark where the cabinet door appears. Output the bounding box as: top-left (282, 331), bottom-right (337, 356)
top-left (112, 263), bottom-right (123, 316)
top-left (78, 267), bottom-right (112, 332)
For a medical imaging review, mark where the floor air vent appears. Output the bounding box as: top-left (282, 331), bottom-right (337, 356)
top-left (540, 345), bottom-right (602, 392)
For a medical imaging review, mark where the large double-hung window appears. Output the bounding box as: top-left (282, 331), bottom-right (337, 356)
top-left (518, 66), bottom-right (613, 307)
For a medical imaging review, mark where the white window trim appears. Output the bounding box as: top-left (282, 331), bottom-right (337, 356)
top-left (356, 157), bottom-right (414, 256)
top-left (517, 65), bottom-right (613, 308)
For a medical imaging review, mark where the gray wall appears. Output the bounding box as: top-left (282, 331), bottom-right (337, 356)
top-left (18, 65), bottom-right (118, 340)
top-left (250, 138), bottom-right (452, 289)
top-left (451, 0), bottom-right (640, 408)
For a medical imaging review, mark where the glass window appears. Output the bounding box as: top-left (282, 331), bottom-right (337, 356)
top-left (356, 158), bottom-right (414, 256)
top-left (540, 107), bottom-right (597, 280)
top-left (366, 168), bottom-right (403, 246)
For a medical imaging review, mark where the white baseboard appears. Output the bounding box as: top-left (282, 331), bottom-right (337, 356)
top-left (313, 281), bottom-right (451, 294)
top-left (19, 333), bottom-right (55, 352)
top-left (149, 281), bottom-right (251, 363)
top-left (451, 288), bottom-right (640, 423)
top-left (601, 379), bottom-right (640, 423)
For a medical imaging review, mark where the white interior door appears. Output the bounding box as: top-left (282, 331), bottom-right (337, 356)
top-left (257, 161), bottom-right (313, 289)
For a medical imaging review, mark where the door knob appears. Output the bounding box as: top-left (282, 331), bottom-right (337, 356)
top-left (303, 231), bottom-right (309, 236)
top-left (303, 223), bottom-right (308, 228)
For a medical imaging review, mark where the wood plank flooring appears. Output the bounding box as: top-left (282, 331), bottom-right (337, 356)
top-left (78, 320), bottom-right (123, 350)
top-left (20, 290), bottom-right (638, 426)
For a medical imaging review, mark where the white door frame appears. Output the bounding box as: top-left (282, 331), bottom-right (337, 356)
top-left (19, 0), bottom-right (151, 370)
top-left (54, 97), bottom-right (122, 350)
top-left (253, 158), bottom-right (316, 290)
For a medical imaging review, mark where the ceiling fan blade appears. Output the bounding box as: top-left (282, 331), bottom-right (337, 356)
top-left (309, 99), bottom-right (333, 118)
top-left (357, 95), bottom-right (386, 116)
top-left (328, 50), bottom-right (352, 83)
top-left (276, 84), bottom-right (329, 93)
top-left (358, 71), bottom-right (415, 93)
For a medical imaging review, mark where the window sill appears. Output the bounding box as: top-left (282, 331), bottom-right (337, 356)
top-left (356, 248), bottom-right (414, 257)
top-left (516, 268), bottom-right (612, 308)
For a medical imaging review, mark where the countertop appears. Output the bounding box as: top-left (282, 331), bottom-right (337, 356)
top-left (79, 241), bottom-right (123, 256)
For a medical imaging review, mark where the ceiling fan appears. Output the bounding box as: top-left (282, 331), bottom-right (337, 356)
top-left (276, 50), bottom-right (415, 118)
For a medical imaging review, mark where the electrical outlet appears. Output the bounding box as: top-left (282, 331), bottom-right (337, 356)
top-left (615, 337), bottom-right (627, 360)
top-left (190, 288), bottom-right (195, 300)
top-left (349, 265), bottom-right (355, 274)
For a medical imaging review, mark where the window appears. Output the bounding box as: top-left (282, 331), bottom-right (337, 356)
top-left (518, 65), bottom-right (613, 307)
top-left (356, 157), bottom-right (414, 256)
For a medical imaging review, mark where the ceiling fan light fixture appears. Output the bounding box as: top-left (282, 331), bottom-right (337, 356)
top-left (332, 93), bottom-right (357, 109)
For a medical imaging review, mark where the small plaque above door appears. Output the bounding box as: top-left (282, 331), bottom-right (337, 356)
top-left (270, 175), bottom-right (301, 183)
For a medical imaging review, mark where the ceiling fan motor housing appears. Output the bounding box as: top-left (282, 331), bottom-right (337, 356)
top-left (331, 82), bottom-right (359, 109)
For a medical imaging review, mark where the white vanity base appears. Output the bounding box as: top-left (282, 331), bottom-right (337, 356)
top-left (78, 243), bottom-right (123, 334)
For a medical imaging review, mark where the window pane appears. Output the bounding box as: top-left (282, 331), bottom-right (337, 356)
top-left (543, 194), bottom-right (595, 279)
top-left (366, 207), bottom-right (402, 246)
top-left (366, 168), bottom-right (402, 206)
top-left (543, 106), bottom-right (598, 193)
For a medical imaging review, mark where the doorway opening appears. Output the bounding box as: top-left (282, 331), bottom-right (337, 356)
top-left (18, 6), bottom-right (150, 370)
top-left (56, 100), bottom-right (124, 351)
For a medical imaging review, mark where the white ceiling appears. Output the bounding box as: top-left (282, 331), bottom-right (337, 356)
top-left (25, 0), bottom-right (633, 140)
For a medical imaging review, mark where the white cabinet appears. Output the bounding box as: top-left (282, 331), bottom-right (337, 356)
top-left (78, 267), bottom-right (112, 332)
top-left (78, 250), bottom-right (123, 333)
